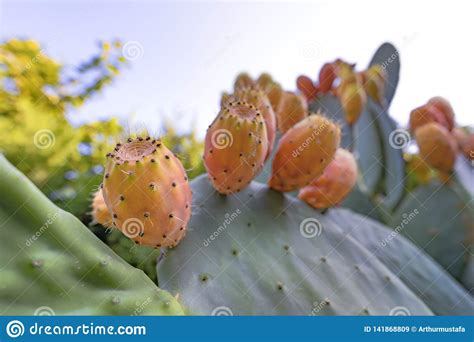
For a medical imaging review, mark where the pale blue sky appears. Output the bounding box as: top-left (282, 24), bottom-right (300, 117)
top-left (1, 0), bottom-right (472, 137)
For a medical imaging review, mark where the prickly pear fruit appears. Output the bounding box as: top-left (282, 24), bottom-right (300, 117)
top-left (204, 101), bottom-right (268, 194)
top-left (427, 96), bottom-right (455, 131)
top-left (318, 62), bottom-right (337, 93)
top-left (102, 137), bottom-right (192, 248)
top-left (276, 91), bottom-right (308, 133)
top-left (91, 190), bottom-right (112, 227)
top-left (415, 122), bottom-right (457, 173)
top-left (256, 73), bottom-right (284, 111)
top-left (363, 64), bottom-right (387, 106)
top-left (409, 104), bottom-right (449, 132)
top-left (234, 72), bottom-right (255, 90)
top-left (231, 88), bottom-right (276, 160)
top-left (339, 82), bottom-right (367, 125)
top-left (298, 148), bottom-right (357, 209)
top-left (297, 75), bottom-right (318, 101)
top-left (269, 113), bottom-right (341, 192)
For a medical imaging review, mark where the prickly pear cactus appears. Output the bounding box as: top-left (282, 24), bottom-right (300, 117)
top-left (327, 208), bottom-right (474, 315)
top-left (389, 180), bottom-right (473, 283)
top-left (0, 155), bottom-right (184, 315)
top-left (157, 175), bottom-right (432, 315)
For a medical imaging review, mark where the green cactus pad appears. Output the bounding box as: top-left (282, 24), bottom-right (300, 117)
top-left (328, 208), bottom-right (474, 315)
top-left (389, 181), bottom-right (473, 282)
top-left (0, 155), bottom-right (184, 315)
top-left (157, 175), bottom-right (432, 315)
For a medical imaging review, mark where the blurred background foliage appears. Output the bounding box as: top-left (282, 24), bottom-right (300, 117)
top-left (0, 39), bottom-right (204, 282)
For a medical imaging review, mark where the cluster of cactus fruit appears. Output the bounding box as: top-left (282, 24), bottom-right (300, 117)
top-left (1, 42), bottom-right (472, 315)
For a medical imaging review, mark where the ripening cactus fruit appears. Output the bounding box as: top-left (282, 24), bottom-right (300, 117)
top-left (234, 72), bottom-right (255, 90)
top-left (298, 148), bottom-right (357, 209)
top-left (256, 73), bottom-right (284, 111)
top-left (409, 103), bottom-right (449, 132)
top-left (318, 62), bottom-right (337, 93)
top-left (296, 75), bottom-right (318, 101)
top-left (269, 113), bottom-right (341, 192)
top-left (427, 96), bottom-right (455, 131)
top-left (338, 81), bottom-right (367, 125)
top-left (204, 101), bottom-right (268, 194)
top-left (102, 137), bottom-right (192, 248)
top-left (276, 91), bottom-right (308, 133)
top-left (91, 190), bottom-right (112, 227)
top-left (362, 64), bottom-right (387, 106)
top-left (415, 122), bottom-right (457, 173)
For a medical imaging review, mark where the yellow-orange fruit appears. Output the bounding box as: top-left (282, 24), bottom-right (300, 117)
top-left (276, 91), bottom-right (308, 133)
top-left (318, 62), bottom-right (337, 93)
top-left (409, 104), bottom-right (449, 132)
top-left (462, 133), bottom-right (474, 160)
top-left (91, 190), bottom-right (112, 227)
top-left (406, 153), bottom-right (432, 184)
top-left (269, 114), bottom-right (341, 192)
top-left (298, 148), bottom-right (357, 209)
top-left (102, 137), bottom-right (192, 248)
top-left (234, 72), bottom-right (255, 91)
top-left (339, 82), bottom-right (367, 125)
top-left (256, 73), bottom-right (284, 112)
top-left (363, 65), bottom-right (387, 106)
top-left (204, 101), bottom-right (268, 194)
top-left (427, 96), bottom-right (455, 131)
top-left (232, 88), bottom-right (276, 160)
top-left (415, 122), bottom-right (457, 173)
top-left (297, 75), bottom-right (318, 101)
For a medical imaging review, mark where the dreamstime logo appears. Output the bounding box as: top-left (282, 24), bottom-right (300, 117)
top-left (33, 129), bottom-right (55, 149)
top-left (301, 41), bottom-right (322, 61)
top-left (203, 209), bottom-right (241, 247)
top-left (299, 218), bottom-right (322, 238)
top-left (211, 306), bottom-right (233, 316)
top-left (389, 306), bottom-right (411, 316)
top-left (211, 129), bottom-right (233, 149)
top-left (380, 209), bottom-right (419, 247)
top-left (6, 320), bottom-right (25, 338)
top-left (389, 129), bottom-right (410, 149)
top-left (122, 218), bottom-right (144, 238)
top-left (122, 41), bottom-right (144, 61)
top-left (34, 306), bottom-right (55, 316)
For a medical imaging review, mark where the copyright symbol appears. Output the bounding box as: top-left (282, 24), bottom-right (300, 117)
top-left (411, 326), bottom-right (417, 332)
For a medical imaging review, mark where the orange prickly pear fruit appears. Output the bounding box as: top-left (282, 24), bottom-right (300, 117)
top-left (427, 96), bottom-right (455, 131)
top-left (339, 82), bottom-right (367, 125)
top-left (220, 92), bottom-right (232, 107)
top-left (234, 72), bottom-right (255, 91)
top-left (102, 137), bottom-right (192, 248)
top-left (91, 190), bottom-right (112, 227)
top-left (269, 113), bottom-right (341, 192)
top-left (409, 104), bottom-right (449, 132)
top-left (204, 101), bottom-right (268, 194)
top-left (298, 148), bottom-right (357, 209)
top-left (232, 87), bottom-right (276, 160)
top-left (276, 91), bottom-right (308, 133)
top-left (297, 75), bottom-right (318, 101)
top-left (363, 64), bottom-right (387, 106)
top-left (256, 73), bottom-right (284, 111)
top-left (318, 62), bottom-right (337, 93)
top-left (415, 122), bottom-right (457, 173)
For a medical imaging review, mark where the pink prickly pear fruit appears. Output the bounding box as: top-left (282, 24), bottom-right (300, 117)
top-left (232, 88), bottom-right (276, 160)
top-left (298, 148), bottom-right (357, 209)
top-left (204, 101), bottom-right (269, 194)
top-left (363, 64), bottom-right (387, 106)
top-left (409, 104), bottom-right (449, 132)
top-left (427, 96), bottom-right (455, 131)
top-left (318, 62), bottom-right (338, 93)
top-left (296, 75), bottom-right (318, 101)
top-left (256, 73), bottom-right (284, 112)
top-left (415, 122), bottom-right (457, 173)
top-left (234, 72), bottom-right (255, 91)
top-left (276, 91), bottom-right (308, 133)
top-left (91, 190), bottom-right (112, 227)
top-left (102, 137), bottom-right (192, 248)
top-left (339, 82), bottom-right (367, 125)
top-left (269, 113), bottom-right (341, 192)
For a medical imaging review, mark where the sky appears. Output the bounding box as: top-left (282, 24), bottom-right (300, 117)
top-left (1, 0), bottom-right (473, 137)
